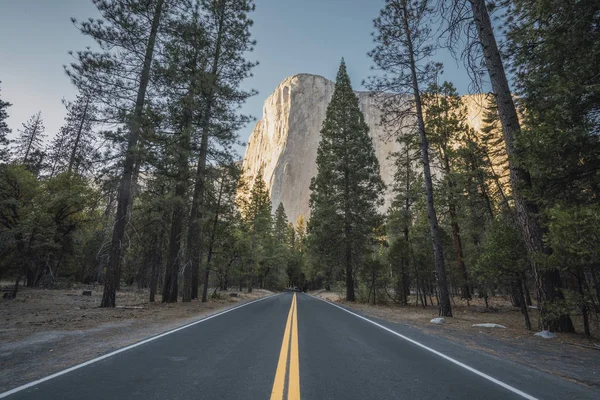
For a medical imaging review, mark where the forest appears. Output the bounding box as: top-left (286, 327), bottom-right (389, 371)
top-left (0, 0), bottom-right (599, 338)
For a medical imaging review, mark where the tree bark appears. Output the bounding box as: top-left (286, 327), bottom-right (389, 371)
top-left (22, 113), bottom-right (41, 165)
top-left (162, 171), bottom-right (187, 303)
top-left (576, 271), bottom-right (590, 336)
top-left (440, 146), bottom-right (471, 301)
top-left (400, 147), bottom-right (412, 305)
top-left (101, 0), bottom-right (165, 308)
top-left (67, 97), bottom-right (90, 175)
top-left (400, 0), bottom-right (452, 316)
top-left (469, 0), bottom-right (573, 332)
top-left (177, 96), bottom-right (195, 303)
top-left (149, 228), bottom-right (163, 303)
top-left (201, 173), bottom-right (225, 302)
top-left (449, 204), bottom-right (470, 299)
top-left (518, 278), bottom-right (532, 330)
top-left (184, 1), bottom-right (226, 302)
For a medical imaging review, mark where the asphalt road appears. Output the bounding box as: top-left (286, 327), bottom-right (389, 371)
top-left (1, 292), bottom-right (597, 399)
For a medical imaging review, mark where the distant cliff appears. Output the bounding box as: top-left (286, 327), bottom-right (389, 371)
top-left (241, 74), bottom-right (488, 224)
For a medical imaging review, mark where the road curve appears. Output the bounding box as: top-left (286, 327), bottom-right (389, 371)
top-left (1, 292), bottom-right (596, 399)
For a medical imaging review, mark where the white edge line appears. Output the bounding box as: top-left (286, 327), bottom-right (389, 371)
top-left (308, 294), bottom-right (538, 400)
top-left (0, 293), bottom-right (279, 399)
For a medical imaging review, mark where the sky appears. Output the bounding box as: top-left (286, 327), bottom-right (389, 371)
top-left (0, 0), bottom-right (472, 157)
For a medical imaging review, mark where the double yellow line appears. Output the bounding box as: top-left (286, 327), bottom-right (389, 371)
top-left (270, 293), bottom-right (300, 400)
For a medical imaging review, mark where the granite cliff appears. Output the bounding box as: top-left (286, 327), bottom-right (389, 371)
top-left (241, 74), bottom-right (487, 223)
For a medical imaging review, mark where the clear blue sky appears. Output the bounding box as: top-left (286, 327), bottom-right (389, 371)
top-left (0, 0), bottom-right (472, 155)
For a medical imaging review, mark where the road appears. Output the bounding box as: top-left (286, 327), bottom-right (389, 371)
top-left (1, 292), bottom-right (596, 399)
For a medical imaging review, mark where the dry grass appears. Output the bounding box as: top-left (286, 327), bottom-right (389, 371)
top-left (0, 284), bottom-right (272, 392)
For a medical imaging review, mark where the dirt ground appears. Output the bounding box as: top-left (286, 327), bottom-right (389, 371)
top-left (311, 290), bottom-right (600, 389)
top-left (0, 284), bottom-right (272, 393)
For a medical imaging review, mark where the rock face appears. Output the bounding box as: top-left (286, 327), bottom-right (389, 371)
top-left (241, 73), bottom-right (487, 224)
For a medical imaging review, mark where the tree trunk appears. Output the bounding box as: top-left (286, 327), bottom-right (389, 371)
top-left (191, 247), bottom-right (202, 300)
top-left (201, 173), bottom-right (225, 302)
top-left (576, 271), bottom-right (590, 336)
top-left (511, 281), bottom-right (522, 308)
top-left (518, 279), bottom-right (532, 330)
top-left (101, 0), bottom-right (165, 308)
top-left (469, 0), bottom-right (573, 332)
top-left (401, 147), bottom-right (412, 305)
top-left (343, 161), bottom-right (355, 301)
top-left (344, 228), bottom-right (355, 301)
top-left (162, 177), bottom-right (187, 303)
top-left (247, 264), bottom-right (253, 293)
top-left (449, 203), bottom-right (470, 300)
top-left (67, 97), bottom-right (90, 175)
top-left (184, 0), bottom-right (226, 302)
top-left (401, 0), bottom-right (452, 316)
top-left (11, 272), bottom-right (22, 299)
top-left (22, 113), bottom-right (40, 165)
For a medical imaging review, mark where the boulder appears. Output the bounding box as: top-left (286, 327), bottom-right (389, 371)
top-left (430, 317), bottom-right (445, 324)
top-left (534, 330), bottom-right (556, 339)
top-left (472, 323), bottom-right (506, 328)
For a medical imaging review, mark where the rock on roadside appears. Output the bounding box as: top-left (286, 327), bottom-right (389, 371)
top-left (472, 323), bottom-right (507, 328)
top-left (535, 330), bottom-right (556, 339)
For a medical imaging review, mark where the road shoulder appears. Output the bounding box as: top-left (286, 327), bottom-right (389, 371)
top-left (0, 287), bottom-right (273, 393)
top-left (309, 291), bottom-right (600, 390)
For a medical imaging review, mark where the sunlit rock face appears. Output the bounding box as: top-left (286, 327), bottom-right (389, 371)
top-left (241, 74), bottom-right (487, 224)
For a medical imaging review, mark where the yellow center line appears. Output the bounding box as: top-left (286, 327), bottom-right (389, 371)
top-left (270, 293), bottom-right (301, 400)
top-left (288, 293), bottom-right (300, 400)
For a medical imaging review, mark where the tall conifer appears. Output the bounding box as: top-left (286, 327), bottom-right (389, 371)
top-left (309, 60), bottom-right (384, 301)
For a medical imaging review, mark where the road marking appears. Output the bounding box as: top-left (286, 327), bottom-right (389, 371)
top-left (309, 295), bottom-right (538, 400)
top-left (270, 293), bottom-right (301, 400)
top-left (288, 293), bottom-right (300, 400)
top-left (0, 294), bottom-right (279, 399)
top-left (270, 294), bottom-right (295, 399)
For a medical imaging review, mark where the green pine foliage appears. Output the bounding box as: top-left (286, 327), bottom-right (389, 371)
top-left (2, 0), bottom-right (600, 337)
top-left (308, 60), bottom-right (385, 301)
top-left (508, 0), bottom-right (600, 206)
top-left (0, 82), bottom-right (11, 164)
top-left (12, 111), bottom-right (45, 169)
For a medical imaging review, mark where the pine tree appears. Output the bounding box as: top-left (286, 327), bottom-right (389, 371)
top-left (465, 0), bottom-right (574, 331)
top-left (65, 95), bottom-right (96, 175)
top-left (274, 203), bottom-right (289, 243)
top-left (478, 96), bottom-right (510, 211)
top-left (368, 0), bottom-right (453, 316)
top-left (184, 0), bottom-right (257, 300)
top-left (46, 124), bottom-right (70, 178)
top-left (158, 2), bottom-right (206, 303)
top-left (0, 82), bottom-right (11, 163)
top-left (13, 112), bottom-right (45, 168)
top-left (47, 96), bottom-right (96, 178)
top-left (200, 163), bottom-right (243, 301)
top-left (309, 60), bottom-right (384, 302)
top-left (423, 81), bottom-right (471, 300)
top-left (295, 215), bottom-right (307, 253)
top-left (506, 0), bottom-right (599, 331)
top-left (241, 171), bottom-right (273, 292)
top-left (507, 0), bottom-right (600, 205)
top-left (67, 0), bottom-right (168, 307)
top-left (387, 126), bottom-right (422, 305)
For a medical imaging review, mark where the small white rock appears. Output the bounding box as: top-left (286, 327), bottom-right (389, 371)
top-left (534, 330), bottom-right (556, 339)
top-left (472, 323), bottom-right (507, 328)
top-left (430, 317), bottom-right (445, 324)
